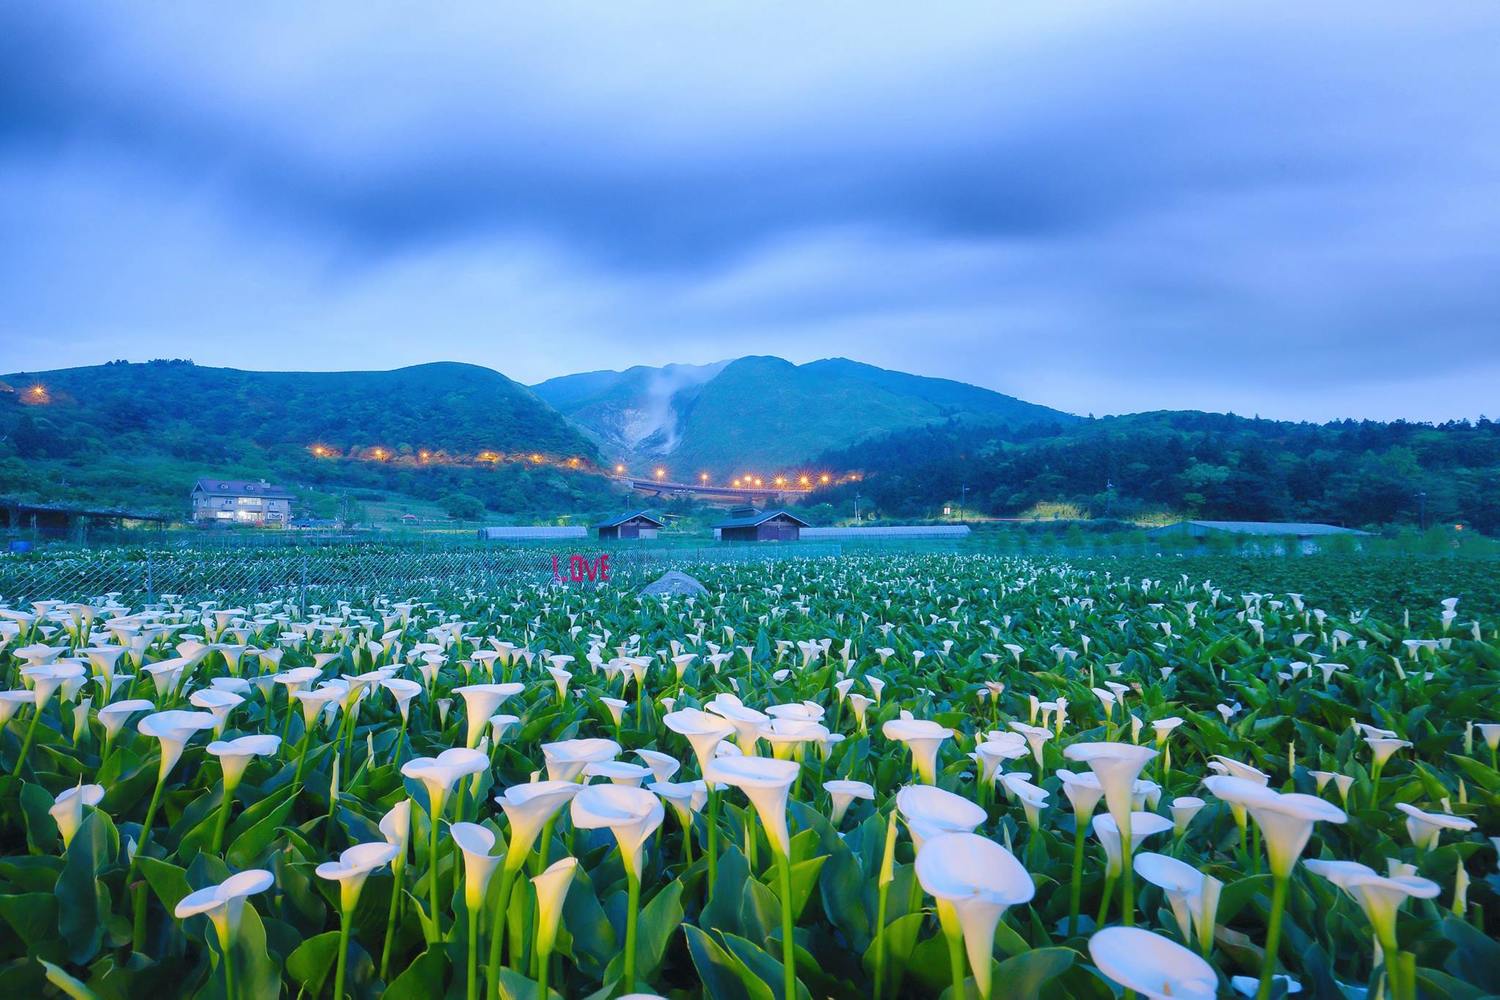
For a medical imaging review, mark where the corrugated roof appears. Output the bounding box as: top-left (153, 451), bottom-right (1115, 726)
top-left (1153, 520), bottom-right (1368, 536)
top-left (711, 508), bottom-right (811, 530)
top-left (192, 478), bottom-right (295, 500)
top-left (594, 510), bottom-right (665, 529)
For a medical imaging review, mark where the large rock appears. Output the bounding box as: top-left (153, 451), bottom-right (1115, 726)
top-left (639, 570), bottom-right (708, 598)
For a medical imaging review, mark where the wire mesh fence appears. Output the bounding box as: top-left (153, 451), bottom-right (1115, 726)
top-left (0, 539), bottom-right (849, 609)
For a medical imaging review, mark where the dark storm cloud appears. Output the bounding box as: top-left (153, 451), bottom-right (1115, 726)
top-left (2, 3), bottom-right (1498, 419)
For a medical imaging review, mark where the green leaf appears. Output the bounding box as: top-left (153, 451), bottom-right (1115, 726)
top-left (720, 929), bottom-right (813, 1000)
top-left (19, 781), bottom-right (61, 855)
top-left (55, 810), bottom-right (119, 964)
top-left (685, 923), bottom-right (766, 1000)
top-left (989, 947), bottom-right (1076, 1000)
top-left (224, 788), bottom-right (299, 868)
top-left (383, 946), bottom-right (448, 1000)
top-left (38, 959), bottom-right (99, 1000)
top-left (137, 856), bottom-right (191, 914)
top-left (1441, 915), bottom-right (1500, 992)
top-left (634, 878), bottom-right (684, 980)
top-left (0, 893), bottom-right (61, 952)
top-left (285, 929), bottom-right (342, 997)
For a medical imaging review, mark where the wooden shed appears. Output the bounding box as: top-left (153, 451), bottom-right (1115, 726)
top-left (595, 510), bottom-right (666, 540)
top-left (712, 506), bottom-right (810, 542)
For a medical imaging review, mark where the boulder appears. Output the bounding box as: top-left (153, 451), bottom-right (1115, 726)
top-left (639, 570), bottom-right (708, 598)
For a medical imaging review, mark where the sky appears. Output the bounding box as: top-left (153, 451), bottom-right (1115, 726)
top-left (2, 3), bottom-right (1498, 421)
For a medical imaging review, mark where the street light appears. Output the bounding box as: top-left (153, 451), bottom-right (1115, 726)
top-left (855, 492), bottom-right (863, 526)
top-left (959, 483), bottom-right (967, 522)
top-left (655, 468), bottom-right (666, 480)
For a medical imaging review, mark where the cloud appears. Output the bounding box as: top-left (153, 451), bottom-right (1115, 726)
top-left (2, 2), bottom-right (1498, 420)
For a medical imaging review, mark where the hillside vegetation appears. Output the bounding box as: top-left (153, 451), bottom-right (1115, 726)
top-left (813, 410), bottom-right (1500, 532)
top-left (0, 360), bottom-right (619, 517)
top-left (534, 355), bottom-right (1072, 474)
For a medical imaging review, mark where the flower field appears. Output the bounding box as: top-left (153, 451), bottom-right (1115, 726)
top-left (1, 551), bottom-right (1497, 999)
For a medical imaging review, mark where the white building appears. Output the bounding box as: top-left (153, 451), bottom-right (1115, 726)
top-left (190, 478), bottom-right (294, 527)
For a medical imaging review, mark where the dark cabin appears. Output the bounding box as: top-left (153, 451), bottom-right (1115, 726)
top-left (595, 510), bottom-right (666, 540)
top-left (713, 506), bottom-right (809, 542)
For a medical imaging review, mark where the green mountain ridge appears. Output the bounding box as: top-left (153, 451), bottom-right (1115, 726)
top-left (1, 360), bottom-right (617, 517)
top-left (533, 355), bottom-right (1073, 475)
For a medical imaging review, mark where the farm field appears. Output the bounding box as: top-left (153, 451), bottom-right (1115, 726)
top-left (1, 551), bottom-right (1497, 999)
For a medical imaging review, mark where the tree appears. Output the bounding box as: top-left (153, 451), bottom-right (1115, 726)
top-left (440, 492), bottom-right (485, 520)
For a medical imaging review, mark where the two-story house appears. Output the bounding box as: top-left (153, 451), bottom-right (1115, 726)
top-left (190, 478), bottom-right (294, 527)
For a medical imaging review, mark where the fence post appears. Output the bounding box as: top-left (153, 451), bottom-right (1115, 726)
top-left (299, 552), bottom-right (308, 615)
top-left (145, 551), bottom-right (155, 605)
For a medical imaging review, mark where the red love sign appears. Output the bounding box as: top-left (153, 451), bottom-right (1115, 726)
top-left (552, 553), bottom-right (611, 583)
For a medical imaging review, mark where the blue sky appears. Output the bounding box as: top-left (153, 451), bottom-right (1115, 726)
top-left (3, 3), bottom-right (1498, 420)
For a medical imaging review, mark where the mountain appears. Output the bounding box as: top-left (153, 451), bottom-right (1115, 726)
top-left (809, 410), bottom-right (1500, 533)
top-left (533, 356), bottom-right (1073, 475)
top-left (0, 360), bottom-right (617, 516)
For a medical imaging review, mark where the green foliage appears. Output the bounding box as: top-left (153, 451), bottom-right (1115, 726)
top-left (816, 411), bottom-right (1500, 532)
top-left (0, 360), bottom-right (613, 517)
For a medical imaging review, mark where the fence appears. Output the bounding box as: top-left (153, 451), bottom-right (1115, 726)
top-left (0, 539), bottom-right (848, 609)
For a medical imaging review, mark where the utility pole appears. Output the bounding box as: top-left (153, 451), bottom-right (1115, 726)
top-left (960, 483), bottom-right (968, 522)
top-left (1418, 490), bottom-right (1427, 531)
top-left (854, 492), bottom-right (863, 526)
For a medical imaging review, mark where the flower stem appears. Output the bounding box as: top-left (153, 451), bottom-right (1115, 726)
top-left (334, 907), bottom-right (352, 1000)
top-left (129, 774), bottom-right (168, 952)
top-left (2, 707), bottom-right (43, 799)
top-left (1121, 833), bottom-right (1136, 927)
top-left (1068, 817), bottom-right (1087, 935)
top-left (430, 797), bottom-right (445, 938)
top-left (707, 788), bottom-right (720, 896)
top-left (379, 862), bottom-right (403, 980)
top-left (220, 926), bottom-right (237, 1000)
top-left (777, 850), bottom-right (796, 1000)
top-left (211, 783), bottom-right (234, 856)
top-left (485, 865), bottom-right (518, 1000)
top-left (533, 815), bottom-right (557, 875)
top-left (1096, 872), bottom-right (1117, 927)
top-left (624, 867), bottom-right (641, 992)
top-left (946, 924), bottom-right (966, 1000)
top-left (1255, 873), bottom-right (1289, 1000)
top-left (467, 901), bottom-right (480, 1000)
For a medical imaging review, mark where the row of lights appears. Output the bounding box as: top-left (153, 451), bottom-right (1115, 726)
top-left (310, 445), bottom-right (585, 469)
top-left (308, 445), bottom-right (857, 488)
top-left (614, 466), bottom-right (844, 489)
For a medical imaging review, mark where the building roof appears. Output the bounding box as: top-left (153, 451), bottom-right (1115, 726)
top-left (2, 498), bottom-right (171, 522)
top-left (477, 525), bottom-right (588, 539)
top-left (594, 510), bottom-right (666, 529)
top-left (711, 508), bottom-right (811, 530)
top-left (1150, 520), bottom-right (1369, 536)
top-left (192, 478), bottom-right (295, 500)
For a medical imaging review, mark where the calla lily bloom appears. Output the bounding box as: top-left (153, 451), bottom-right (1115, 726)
top-left (531, 857), bottom-right (579, 998)
top-left (1304, 858), bottom-right (1440, 955)
top-left (1134, 852), bottom-right (1222, 955)
top-left (1088, 926), bottom-right (1217, 1000)
top-left (824, 778), bottom-right (875, 826)
top-left (454, 683), bottom-right (524, 747)
top-left (451, 821), bottom-right (503, 1000)
top-left (663, 707), bottom-right (736, 775)
top-left (916, 832), bottom-right (1035, 1000)
top-left (540, 737), bottom-right (621, 782)
top-left (882, 714), bottom-right (953, 784)
top-left (49, 783), bottom-right (105, 849)
top-left (896, 784), bottom-right (986, 848)
top-left (138, 710), bottom-right (218, 780)
top-left (1395, 802), bottom-right (1477, 851)
top-left (317, 842), bottom-right (398, 1000)
top-left (571, 784), bottom-right (664, 993)
top-left (704, 755), bottom-right (800, 858)
top-left (175, 868), bottom-right (275, 1000)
